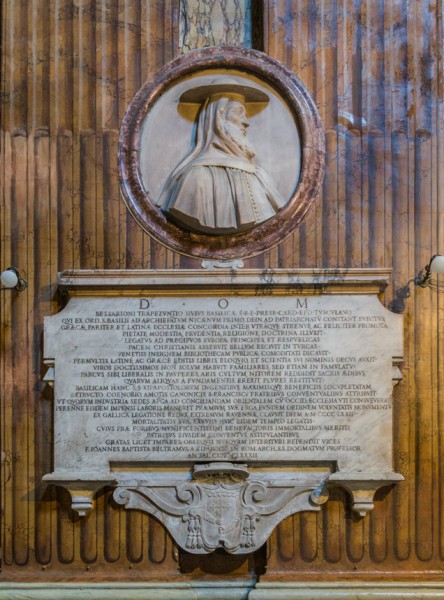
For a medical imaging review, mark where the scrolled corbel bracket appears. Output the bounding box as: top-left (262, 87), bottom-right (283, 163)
top-left (43, 473), bottom-right (117, 517)
top-left (329, 472), bottom-right (404, 518)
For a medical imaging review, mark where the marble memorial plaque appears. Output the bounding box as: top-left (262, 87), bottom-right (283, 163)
top-left (46, 296), bottom-right (398, 470)
top-left (43, 270), bottom-right (403, 553)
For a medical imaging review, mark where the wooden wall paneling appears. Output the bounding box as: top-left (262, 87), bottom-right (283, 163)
top-left (295, 0), bottom-right (319, 269)
top-left (73, 1), bottom-right (96, 131)
top-left (285, 0), bottom-right (301, 269)
top-left (163, 0), bottom-right (178, 64)
top-left (117, 0), bottom-right (141, 122)
top-left (393, 0), bottom-right (418, 563)
top-left (94, 491), bottom-right (109, 566)
top-left (345, 131), bottom-right (363, 268)
top-left (56, 130), bottom-right (75, 271)
top-left (311, 0), bottom-right (329, 269)
top-left (1, 131), bottom-right (14, 567)
top-left (322, 129), bottom-right (340, 269)
top-left (322, 488), bottom-right (344, 565)
top-left (125, 496), bottom-right (144, 565)
top-left (33, 126), bottom-right (54, 567)
top-left (387, 5), bottom-right (411, 565)
top-left (8, 1), bottom-right (27, 131)
top-left (144, 0), bottom-right (177, 270)
top-left (73, 2), bottom-right (95, 271)
top-left (116, 1), bottom-right (139, 269)
top-left (105, 67), bottom-right (123, 261)
top-left (367, 131), bottom-right (385, 267)
top-left (369, 496), bottom-right (389, 564)
top-left (1, 0), bottom-right (444, 582)
top-left (28, 0), bottom-right (57, 564)
top-left (263, 246), bottom-right (279, 270)
top-left (94, 0), bottom-right (111, 272)
top-left (436, 0), bottom-right (444, 562)
top-left (362, 0), bottom-right (385, 267)
top-left (51, 1), bottom-right (74, 135)
top-left (50, 1), bottom-right (74, 270)
top-left (406, 131), bottom-right (419, 569)
top-left (148, 519), bottom-right (168, 565)
top-left (295, 1), bottom-right (315, 269)
top-left (116, 0), bottom-right (139, 270)
top-left (10, 130), bottom-right (30, 567)
top-left (299, 512), bottom-right (318, 563)
top-left (345, 0), bottom-right (362, 261)
top-left (410, 0), bottom-right (435, 564)
top-left (79, 130), bottom-right (98, 268)
top-left (56, 488), bottom-right (75, 564)
top-left (316, 0), bottom-right (337, 133)
top-left (345, 511), bottom-right (365, 564)
top-left (391, 131), bottom-right (412, 563)
top-left (102, 489), bottom-right (122, 564)
top-left (124, 0), bottom-right (146, 269)
top-left (275, 516), bottom-right (296, 564)
top-left (1, 5), bottom-right (29, 573)
top-left (363, 0), bottom-right (389, 565)
top-left (334, 0), bottom-right (351, 269)
top-left (30, 1), bottom-right (50, 129)
top-left (339, 0), bottom-right (363, 269)
top-left (96, 0), bottom-right (118, 271)
top-left (413, 139), bottom-right (434, 563)
top-left (80, 503), bottom-right (98, 564)
top-left (317, 1), bottom-right (338, 269)
top-left (428, 0), bottom-right (441, 566)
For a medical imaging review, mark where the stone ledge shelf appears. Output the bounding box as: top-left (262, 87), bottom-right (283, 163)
top-left (329, 472), bottom-right (404, 517)
top-left (43, 472), bottom-right (117, 517)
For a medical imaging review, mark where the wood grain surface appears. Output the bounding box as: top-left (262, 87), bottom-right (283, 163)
top-left (1, 0), bottom-right (443, 583)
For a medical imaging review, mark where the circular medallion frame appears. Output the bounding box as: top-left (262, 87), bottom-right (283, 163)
top-left (119, 46), bottom-right (325, 260)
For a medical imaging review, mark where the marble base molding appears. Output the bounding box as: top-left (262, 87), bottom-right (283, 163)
top-left (2, 582), bottom-right (444, 599)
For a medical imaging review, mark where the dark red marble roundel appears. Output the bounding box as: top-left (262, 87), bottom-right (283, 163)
top-left (119, 46), bottom-right (325, 261)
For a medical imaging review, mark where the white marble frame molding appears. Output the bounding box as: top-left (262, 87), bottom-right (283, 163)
top-left (2, 582), bottom-right (444, 599)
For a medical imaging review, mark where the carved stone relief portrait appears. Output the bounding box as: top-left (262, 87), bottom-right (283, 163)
top-left (119, 47), bottom-right (325, 259)
top-left (141, 73), bottom-right (300, 235)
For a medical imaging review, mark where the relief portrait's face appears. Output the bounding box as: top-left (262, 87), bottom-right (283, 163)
top-left (222, 99), bottom-right (253, 157)
top-left (224, 100), bottom-right (249, 135)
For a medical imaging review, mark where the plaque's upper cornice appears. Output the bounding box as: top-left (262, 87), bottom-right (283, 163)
top-left (57, 268), bottom-right (391, 297)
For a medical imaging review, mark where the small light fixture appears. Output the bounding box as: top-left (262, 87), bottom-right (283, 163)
top-left (0, 267), bottom-right (27, 291)
top-left (415, 255), bottom-right (444, 290)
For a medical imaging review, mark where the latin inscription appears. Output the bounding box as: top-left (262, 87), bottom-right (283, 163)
top-left (51, 296), bottom-right (395, 463)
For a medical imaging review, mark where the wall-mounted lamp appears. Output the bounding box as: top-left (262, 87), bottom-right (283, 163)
top-left (415, 255), bottom-right (444, 290)
top-left (0, 267), bottom-right (27, 291)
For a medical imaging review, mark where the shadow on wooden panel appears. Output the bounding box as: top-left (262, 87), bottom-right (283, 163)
top-left (251, 1), bottom-right (264, 51)
top-left (179, 544), bottom-right (267, 576)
